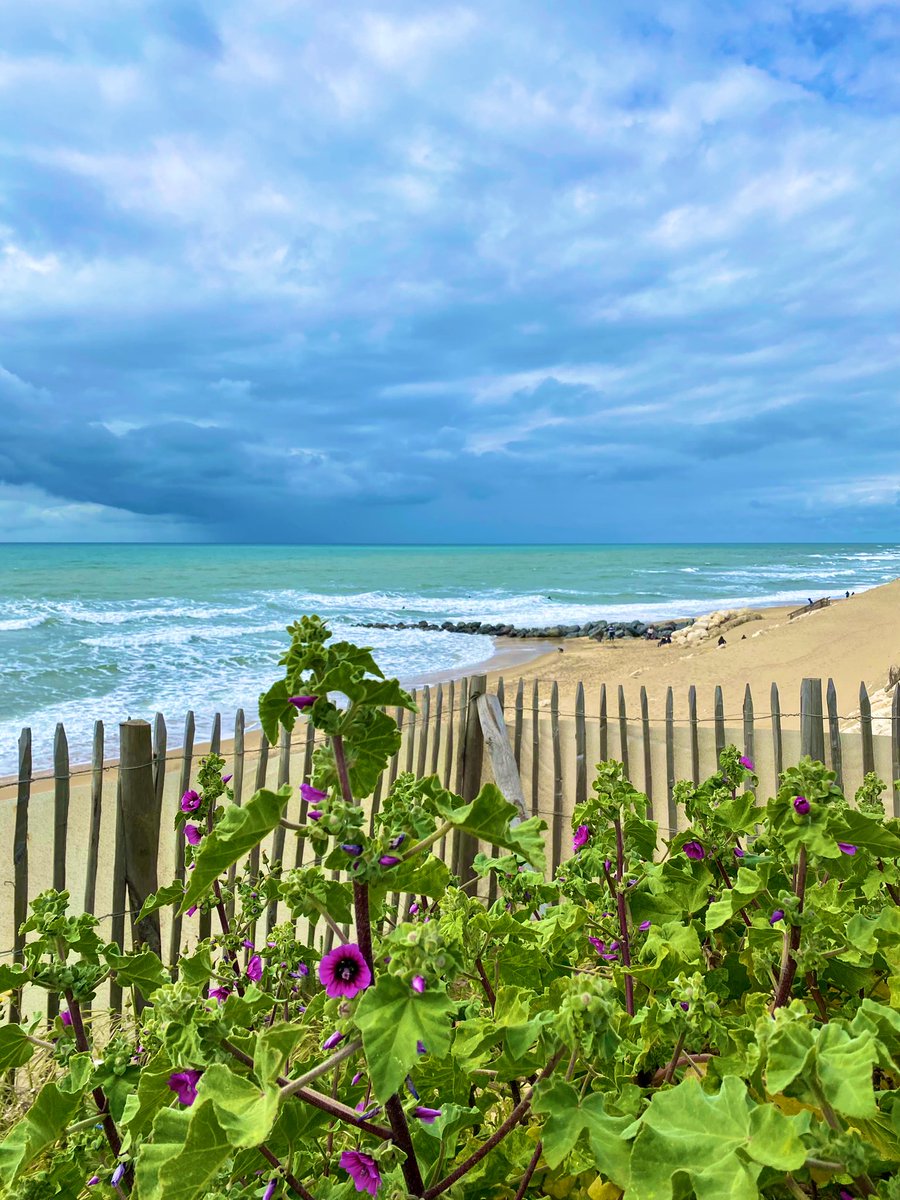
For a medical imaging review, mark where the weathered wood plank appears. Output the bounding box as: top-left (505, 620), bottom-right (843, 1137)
top-left (404, 689), bottom-right (418, 774)
top-left (443, 681), bottom-right (456, 790)
top-left (430, 684), bottom-right (443, 776)
top-left (742, 684), bottom-right (755, 795)
top-left (599, 684), bottom-right (608, 760)
top-left (226, 708), bottom-right (245, 918)
top-left (617, 685), bottom-right (629, 779)
top-left (496, 677), bottom-right (505, 710)
top-left (53, 723), bottom-right (70, 894)
top-left (892, 684), bottom-right (900, 819)
top-left (574, 682), bottom-right (587, 811)
top-left (826, 680), bottom-right (843, 789)
top-left (477, 693), bottom-right (527, 819)
top-left (267, 724), bottom-right (292, 934)
top-left (800, 678), bottom-right (825, 763)
top-left (640, 686), bottom-right (652, 815)
top-left (119, 720), bottom-right (163, 1011)
top-left (714, 686), bottom-right (725, 762)
top-left (665, 687), bottom-right (676, 836)
top-left (454, 678), bottom-right (469, 798)
top-left (168, 711), bottom-right (196, 968)
top-left (110, 775), bottom-right (126, 1014)
top-left (531, 681), bottom-right (540, 818)
top-left (297, 718), bottom-right (316, 863)
top-left (83, 721), bottom-right (104, 916)
top-left (859, 682), bottom-right (875, 775)
top-left (209, 712), bottom-right (222, 755)
top-left (513, 679), bottom-right (524, 769)
top-left (416, 685), bottom-right (431, 778)
top-left (688, 685), bottom-right (700, 785)
top-left (249, 732), bottom-right (270, 884)
top-left (11, 729), bottom-right (31, 1024)
top-left (456, 675), bottom-right (487, 881)
top-left (389, 706), bottom-right (405, 790)
top-left (551, 681), bottom-right (563, 874)
top-left (771, 683), bottom-right (784, 780)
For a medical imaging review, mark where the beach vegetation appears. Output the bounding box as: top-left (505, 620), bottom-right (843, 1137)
top-left (1, 619), bottom-right (899, 1198)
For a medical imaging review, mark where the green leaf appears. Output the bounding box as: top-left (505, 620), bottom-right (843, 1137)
top-left (369, 854), bottom-right (452, 909)
top-left (532, 1079), bottom-right (632, 1184)
top-left (434, 782), bottom-right (546, 871)
top-left (122, 1052), bottom-right (175, 1143)
top-left (135, 1104), bottom-right (232, 1200)
top-left (179, 945), bottom-right (213, 988)
top-left (106, 947), bottom-right (169, 997)
top-left (628, 1077), bottom-right (806, 1200)
top-left (59, 1053), bottom-right (94, 1094)
top-left (815, 1022), bottom-right (879, 1118)
top-left (838, 808), bottom-right (900, 857)
top-left (180, 785), bottom-right (292, 914)
top-left (197, 1064), bottom-right (279, 1150)
top-left (355, 974), bottom-right (454, 1102)
top-left (253, 1023), bottom-right (305, 1089)
top-left (0, 1081), bottom-right (82, 1187)
top-left (0, 964), bottom-right (28, 992)
top-left (258, 678), bottom-right (298, 748)
top-left (0, 1025), bottom-right (34, 1070)
top-left (138, 882), bottom-right (187, 922)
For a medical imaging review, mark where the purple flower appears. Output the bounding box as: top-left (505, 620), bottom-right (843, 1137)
top-left (389, 833), bottom-right (407, 849)
top-left (409, 902), bottom-right (419, 915)
top-left (289, 695), bottom-right (317, 710)
top-left (352, 1071), bottom-right (363, 1086)
top-left (297, 963), bottom-right (309, 976)
top-left (573, 824), bottom-right (590, 852)
top-left (184, 824), bottom-right (201, 846)
top-left (209, 986), bottom-right (230, 1002)
top-left (793, 795), bottom-right (810, 815)
top-left (186, 905), bottom-right (197, 917)
top-left (416, 1041), bottom-right (427, 1055)
top-left (588, 936), bottom-right (605, 953)
top-left (379, 855), bottom-right (401, 868)
top-left (340, 1150), bottom-right (382, 1196)
top-left (87, 1177), bottom-right (99, 1187)
top-left (323, 1030), bottom-right (345, 1051)
top-left (639, 920), bottom-right (651, 931)
top-left (263, 1180), bottom-right (277, 1200)
top-left (318, 943), bottom-right (372, 999)
top-left (414, 1106), bottom-right (442, 1124)
top-left (60, 1008), bottom-right (72, 1027)
top-left (683, 840), bottom-right (705, 861)
top-left (838, 842), bottom-right (857, 855)
top-left (840, 1192), bottom-right (855, 1200)
top-left (111, 1164), bottom-right (126, 1187)
top-left (406, 1076), bottom-right (419, 1099)
top-left (739, 755), bottom-right (754, 770)
top-left (411, 975), bottom-right (426, 994)
top-left (342, 844), bottom-right (363, 856)
top-left (770, 909), bottom-right (785, 925)
top-left (301, 783), bottom-right (327, 804)
top-left (734, 846), bottom-right (745, 858)
top-left (242, 939), bottom-right (254, 950)
top-left (603, 858), bottom-right (612, 873)
top-left (246, 954), bottom-right (263, 982)
top-left (680, 1001), bottom-right (689, 1011)
top-left (180, 789), bottom-right (201, 813)
top-left (168, 1069), bottom-right (202, 1106)
top-left (307, 809), bottom-right (323, 821)
top-left (222, 774), bottom-right (232, 785)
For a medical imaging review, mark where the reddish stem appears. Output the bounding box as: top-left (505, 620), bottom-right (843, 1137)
top-left (258, 1144), bottom-right (316, 1200)
top-left (771, 846), bottom-right (807, 1012)
top-left (613, 817), bottom-right (634, 1016)
top-left (64, 992), bottom-right (129, 1190)
top-left (513, 1141), bottom-right (543, 1200)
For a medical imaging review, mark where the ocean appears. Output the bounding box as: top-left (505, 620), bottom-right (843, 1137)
top-left (3, 542), bottom-right (899, 774)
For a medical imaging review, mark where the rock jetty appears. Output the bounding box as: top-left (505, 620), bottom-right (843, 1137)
top-left (669, 608), bottom-right (761, 646)
top-left (359, 616), bottom-right (694, 641)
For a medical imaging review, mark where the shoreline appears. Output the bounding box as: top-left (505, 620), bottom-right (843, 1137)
top-left (3, 583), bottom-right (894, 790)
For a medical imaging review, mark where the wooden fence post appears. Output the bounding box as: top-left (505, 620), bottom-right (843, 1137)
top-left (455, 674), bottom-right (487, 882)
top-left (119, 721), bottom-right (163, 1005)
top-left (859, 683), bottom-right (875, 775)
top-left (800, 678), bottom-right (825, 762)
top-left (11, 729), bottom-right (31, 1025)
top-left (826, 679), bottom-right (843, 789)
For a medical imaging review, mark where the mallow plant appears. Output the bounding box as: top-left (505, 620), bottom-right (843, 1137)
top-left (1, 616), bottom-right (899, 1199)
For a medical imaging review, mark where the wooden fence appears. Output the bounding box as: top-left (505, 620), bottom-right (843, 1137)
top-left (2, 674), bottom-right (898, 1016)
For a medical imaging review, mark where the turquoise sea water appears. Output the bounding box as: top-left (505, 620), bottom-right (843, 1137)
top-left (2, 542), bottom-right (899, 773)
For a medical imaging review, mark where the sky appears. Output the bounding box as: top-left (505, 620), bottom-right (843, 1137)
top-left (1, 0), bottom-right (899, 544)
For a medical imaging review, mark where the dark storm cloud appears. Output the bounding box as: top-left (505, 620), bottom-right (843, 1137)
top-left (1, 0), bottom-right (900, 540)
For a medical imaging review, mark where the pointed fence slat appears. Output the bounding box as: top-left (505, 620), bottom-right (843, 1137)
top-left (599, 684), bottom-right (608, 760)
top-left (665, 687), bottom-right (676, 835)
top-left (53, 723), bottom-right (70, 894)
top-left (513, 679), bottom-right (524, 769)
top-left (416, 686), bottom-right (431, 778)
top-left (210, 712), bottom-right (222, 755)
top-left (771, 683), bottom-right (784, 779)
top-left (640, 686), bottom-right (652, 814)
top-left (859, 682), bottom-right (875, 775)
top-left (249, 733), bottom-right (270, 884)
top-left (800, 677), bottom-right (825, 762)
top-left (688, 685), bottom-right (699, 785)
top-left (617, 686), bottom-right (630, 779)
top-left (742, 685), bottom-right (755, 796)
top-left (443, 681), bottom-right (456, 790)
top-left (84, 721), bottom-right (104, 916)
top-left (153, 713), bottom-right (167, 809)
top-left (496, 677), bottom-right (505, 710)
top-left (404, 689), bottom-right (418, 775)
top-left (714, 686), bottom-right (725, 762)
top-left (267, 725), bottom-right (292, 934)
top-left (168, 711), bottom-right (195, 969)
top-left (226, 708), bottom-right (245, 919)
top-left (110, 776), bottom-right (126, 1014)
top-left (297, 719), bottom-right (316, 863)
top-left (455, 676), bottom-right (486, 882)
top-left (550, 682), bottom-right (562, 873)
top-left (11, 729), bottom-right (31, 1024)
top-left (574, 682), bottom-right (587, 810)
top-left (892, 684), bottom-right (900, 819)
top-left (430, 684), bottom-right (443, 776)
top-left (531, 681), bottom-right (540, 818)
top-left (826, 680), bottom-right (843, 789)
top-left (454, 679), bottom-right (469, 797)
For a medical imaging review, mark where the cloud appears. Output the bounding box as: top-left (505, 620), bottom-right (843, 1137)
top-left (0, 0), bottom-right (899, 541)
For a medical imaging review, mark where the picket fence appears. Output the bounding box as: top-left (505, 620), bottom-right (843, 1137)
top-left (2, 673), bottom-right (898, 1017)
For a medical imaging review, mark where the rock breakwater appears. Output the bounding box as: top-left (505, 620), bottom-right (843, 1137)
top-left (359, 616), bottom-right (694, 641)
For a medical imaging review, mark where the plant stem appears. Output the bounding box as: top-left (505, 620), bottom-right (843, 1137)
top-left (280, 1040), bottom-right (362, 1098)
top-left (805, 972), bottom-right (828, 1022)
top-left (513, 1141), bottom-right (543, 1200)
top-left (403, 821), bottom-right (454, 860)
top-left (64, 992), bottom-right (129, 1190)
top-left (612, 817), bottom-right (634, 1016)
top-left (310, 900), bottom-right (349, 946)
top-left (784, 1176), bottom-right (808, 1200)
top-left (662, 1032), bottom-right (686, 1084)
top-left (332, 731), bottom-right (426, 1197)
top-left (26, 1034), bottom-right (56, 1051)
top-left (475, 958), bottom-right (496, 1009)
top-left (258, 1144), bottom-right (316, 1200)
top-left (771, 845), bottom-right (807, 1012)
top-left (222, 1040), bottom-right (391, 1140)
top-left (424, 1048), bottom-right (565, 1200)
